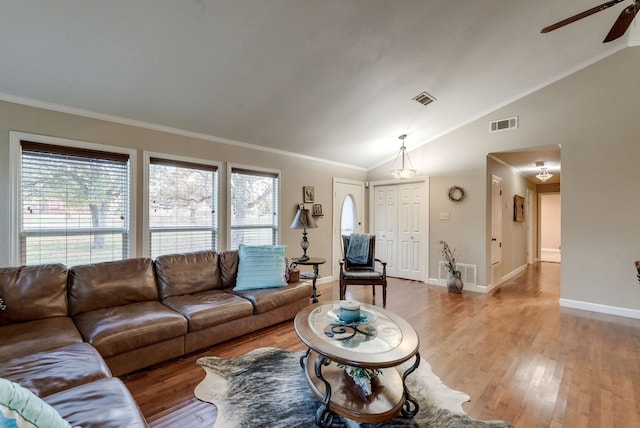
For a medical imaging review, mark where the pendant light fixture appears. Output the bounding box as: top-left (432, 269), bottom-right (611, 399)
top-left (535, 161), bottom-right (553, 182)
top-left (390, 134), bottom-right (416, 179)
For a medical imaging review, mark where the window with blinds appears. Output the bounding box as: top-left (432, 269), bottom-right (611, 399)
top-left (149, 157), bottom-right (218, 258)
top-left (19, 141), bottom-right (130, 266)
top-left (230, 167), bottom-right (279, 249)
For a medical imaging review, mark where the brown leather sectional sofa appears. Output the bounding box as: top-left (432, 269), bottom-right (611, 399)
top-left (0, 250), bottom-right (312, 427)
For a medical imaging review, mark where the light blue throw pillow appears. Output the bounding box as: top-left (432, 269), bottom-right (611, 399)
top-left (0, 378), bottom-right (71, 428)
top-left (234, 245), bottom-right (287, 290)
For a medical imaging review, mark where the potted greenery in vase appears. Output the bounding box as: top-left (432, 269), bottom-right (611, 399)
top-left (440, 240), bottom-right (463, 293)
top-left (337, 363), bottom-right (382, 400)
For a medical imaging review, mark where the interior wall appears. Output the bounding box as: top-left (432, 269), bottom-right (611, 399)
top-left (540, 194), bottom-right (561, 251)
top-left (0, 100), bottom-right (367, 277)
top-left (367, 46), bottom-right (640, 313)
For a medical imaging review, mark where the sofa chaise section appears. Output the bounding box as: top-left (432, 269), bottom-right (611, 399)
top-left (0, 342), bottom-right (111, 398)
top-left (1, 263), bottom-right (147, 427)
top-left (43, 377), bottom-right (149, 428)
top-left (69, 258), bottom-right (188, 376)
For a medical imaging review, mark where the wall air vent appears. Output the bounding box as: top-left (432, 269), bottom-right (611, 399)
top-left (412, 91), bottom-right (436, 106)
top-left (438, 262), bottom-right (477, 285)
top-left (490, 116), bottom-right (518, 132)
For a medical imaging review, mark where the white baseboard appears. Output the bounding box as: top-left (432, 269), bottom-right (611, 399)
top-left (427, 278), bottom-right (487, 293)
top-left (485, 264), bottom-right (528, 293)
top-left (560, 298), bottom-right (640, 320)
top-left (502, 264), bottom-right (528, 282)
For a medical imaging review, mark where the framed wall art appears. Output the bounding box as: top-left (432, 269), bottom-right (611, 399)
top-left (303, 186), bottom-right (314, 203)
top-left (513, 195), bottom-right (525, 222)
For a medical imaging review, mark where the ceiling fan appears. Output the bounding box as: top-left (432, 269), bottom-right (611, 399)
top-left (541, 0), bottom-right (639, 43)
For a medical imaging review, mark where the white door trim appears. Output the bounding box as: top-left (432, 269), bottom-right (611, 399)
top-left (526, 187), bottom-right (535, 264)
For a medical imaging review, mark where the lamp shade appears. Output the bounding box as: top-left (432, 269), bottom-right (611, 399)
top-left (290, 206), bottom-right (317, 229)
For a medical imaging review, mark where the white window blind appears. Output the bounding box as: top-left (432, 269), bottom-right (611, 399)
top-left (230, 167), bottom-right (279, 249)
top-left (149, 157), bottom-right (218, 258)
top-left (19, 141), bottom-right (130, 266)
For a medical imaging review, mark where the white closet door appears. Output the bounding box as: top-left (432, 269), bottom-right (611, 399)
top-left (372, 181), bottom-right (426, 281)
top-left (383, 186), bottom-right (398, 277)
top-left (397, 182), bottom-right (425, 280)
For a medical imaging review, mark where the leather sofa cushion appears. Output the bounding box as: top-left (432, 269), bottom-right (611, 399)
top-left (73, 301), bottom-right (187, 358)
top-left (0, 264), bottom-right (68, 325)
top-left (44, 377), bottom-right (148, 428)
top-left (232, 281), bottom-right (312, 314)
top-left (155, 250), bottom-right (222, 299)
top-left (162, 290), bottom-right (254, 332)
top-left (69, 258), bottom-right (157, 316)
top-left (219, 250), bottom-right (239, 288)
top-left (0, 342), bottom-right (111, 397)
top-left (0, 317), bottom-right (82, 361)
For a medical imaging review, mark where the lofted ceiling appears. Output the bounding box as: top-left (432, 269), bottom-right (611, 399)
top-left (0, 1), bottom-right (637, 170)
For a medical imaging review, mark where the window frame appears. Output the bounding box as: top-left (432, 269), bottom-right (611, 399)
top-left (227, 163), bottom-right (281, 250)
top-left (142, 151), bottom-right (221, 258)
top-left (9, 131), bottom-right (137, 266)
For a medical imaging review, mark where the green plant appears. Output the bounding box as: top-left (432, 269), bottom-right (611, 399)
top-left (337, 363), bottom-right (382, 397)
top-left (337, 363), bottom-right (381, 380)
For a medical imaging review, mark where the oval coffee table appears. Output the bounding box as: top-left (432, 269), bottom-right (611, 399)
top-left (294, 302), bottom-right (420, 427)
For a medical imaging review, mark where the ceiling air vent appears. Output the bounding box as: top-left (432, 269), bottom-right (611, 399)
top-left (490, 116), bottom-right (518, 132)
top-left (412, 91), bottom-right (436, 106)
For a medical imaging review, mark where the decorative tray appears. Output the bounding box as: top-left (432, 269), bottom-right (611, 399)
top-left (325, 308), bottom-right (377, 326)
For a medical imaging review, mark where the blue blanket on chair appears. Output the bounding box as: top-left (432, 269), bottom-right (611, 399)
top-left (346, 233), bottom-right (370, 264)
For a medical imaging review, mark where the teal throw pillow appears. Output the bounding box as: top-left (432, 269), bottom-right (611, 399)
top-left (234, 245), bottom-right (287, 290)
top-left (0, 378), bottom-right (71, 428)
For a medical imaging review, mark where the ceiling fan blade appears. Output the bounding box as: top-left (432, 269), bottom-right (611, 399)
top-left (603, 2), bottom-right (639, 42)
top-left (541, 0), bottom-right (625, 33)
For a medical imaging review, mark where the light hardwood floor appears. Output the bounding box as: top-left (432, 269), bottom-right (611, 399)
top-left (123, 262), bottom-right (640, 427)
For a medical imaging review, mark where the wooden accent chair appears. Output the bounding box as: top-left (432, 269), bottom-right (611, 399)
top-left (339, 234), bottom-right (388, 307)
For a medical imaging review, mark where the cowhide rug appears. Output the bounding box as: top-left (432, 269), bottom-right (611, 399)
top-left (195, 347), bottom-right (513, 428)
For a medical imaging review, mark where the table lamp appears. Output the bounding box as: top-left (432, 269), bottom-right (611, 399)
top-left (290, 204), bottom-right (317, 261)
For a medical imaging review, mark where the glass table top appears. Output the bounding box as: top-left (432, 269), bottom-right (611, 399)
top-left (308, 302), bottom-right (403, 354)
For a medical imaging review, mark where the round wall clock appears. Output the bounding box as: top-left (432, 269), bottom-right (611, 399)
top-left (448, 185), bottom-right (465, 202)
